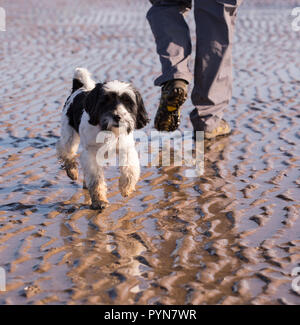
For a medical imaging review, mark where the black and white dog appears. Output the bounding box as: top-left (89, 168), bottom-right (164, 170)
top-left (56, 68), bottom-right (149, 210)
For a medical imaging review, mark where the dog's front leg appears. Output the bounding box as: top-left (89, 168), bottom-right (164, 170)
top-left (80, 148), bottom-right (108, 210)
top-left (56, 122), bottom-right (80, 181)
top-left (119, 141), bottom-right (140, 197)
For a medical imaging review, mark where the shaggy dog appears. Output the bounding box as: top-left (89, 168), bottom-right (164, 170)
top-left (56, 68), bottom-right (149, 210)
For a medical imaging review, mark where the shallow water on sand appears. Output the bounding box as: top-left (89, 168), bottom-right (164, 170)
top-left (0, 0), bottom-right (299, 305)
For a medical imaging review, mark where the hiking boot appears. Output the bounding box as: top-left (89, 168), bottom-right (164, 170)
top-left (194, 119), bottom-right (231, 140)
top-left (154, 79), bottom-right (188, 132)
top-left (204, 119), bottom-right (231, 139)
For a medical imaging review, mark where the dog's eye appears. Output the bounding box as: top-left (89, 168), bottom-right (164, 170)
top-left (120, 94), bottom-right (134, 107)
top-left (99, 94), bottom-right (111, 103)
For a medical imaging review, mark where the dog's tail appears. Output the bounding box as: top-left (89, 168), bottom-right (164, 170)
top-left (72, 67), bottom-right (96, 93)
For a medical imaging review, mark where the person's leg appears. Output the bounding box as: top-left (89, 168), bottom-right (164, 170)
top-left (147, 0), bottom-right (193, 132)
top-left (147, 0), bottom-right (193, 86)
top-left (190, 0), bottom-right (243, 135)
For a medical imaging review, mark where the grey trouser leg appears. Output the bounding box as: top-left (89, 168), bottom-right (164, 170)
top-left (190, 0), bottom-right (242, 131)
top-left (147, 0), bottom-right (242, 132)
top-left (146, 0), bottom-right (193, 86)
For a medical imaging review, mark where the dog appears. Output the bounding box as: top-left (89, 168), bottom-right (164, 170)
top-left (56, 68), bottom-right (149, 210)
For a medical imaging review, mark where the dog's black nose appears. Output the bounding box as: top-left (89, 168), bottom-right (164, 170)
top-left (112, 114), bottom-right (121, 123)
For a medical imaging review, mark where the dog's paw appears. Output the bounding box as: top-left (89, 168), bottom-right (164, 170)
top-left (91, 200), bottom-right (109, 210)
top-left (119, 176), bottom-right (136, 197)
top-left (66, 167), bottom-right (78, 181)
top-left (120, 186), bottom-right (135, 197)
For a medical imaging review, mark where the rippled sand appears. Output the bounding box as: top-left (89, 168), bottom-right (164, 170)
top-left (0, 0), bottom-right (299, 305)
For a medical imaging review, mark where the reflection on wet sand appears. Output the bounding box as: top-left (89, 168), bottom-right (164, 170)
top-left (0, 0), bottom-right (299, 305)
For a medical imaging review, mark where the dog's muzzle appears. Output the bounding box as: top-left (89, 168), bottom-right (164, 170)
top-left (100, 114), bottom-right (130, 134)
top-left (112, 114), bottom-right (121, 125)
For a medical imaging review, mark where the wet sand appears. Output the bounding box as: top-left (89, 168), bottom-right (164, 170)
top-left (0, 0), bottom-right (299, 305)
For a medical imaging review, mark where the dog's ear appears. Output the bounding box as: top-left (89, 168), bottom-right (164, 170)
top-left (133, 88), bottom-right (150, 129)
top-left (85, 83), bottom-right (104, 125)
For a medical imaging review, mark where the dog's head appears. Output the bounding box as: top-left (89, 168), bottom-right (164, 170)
top-left (84, 81), bottom-right (149, 134)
